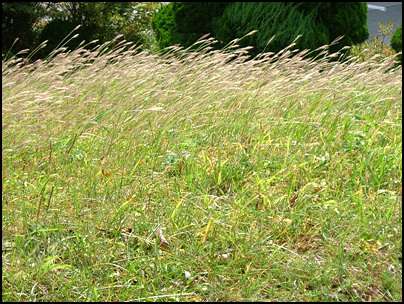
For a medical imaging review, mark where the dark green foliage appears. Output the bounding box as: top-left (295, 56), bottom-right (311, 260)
top-left (35, 3), bottom-right (129, 58)
top-left (3, 2), bottom-right (160, 61)
top-left (2, 2), bottom-right (40, 58)
top-left (297, 2), bottom-right (369, 52)
top-left (390, 24), bottom-right (402, 65)
top-left (152, 2), bottom-right (369, 60)
top-left (36, 19), bottom-right (93, 58)
top-left (390, 24), bottom-right (402, 52)
top-left (151, 3), bottom-right (182, 49)
top-left (213, 2), bottom-right (329, 58)
top-left (171, 2), bottom-right (229, 47)
top-left (152, 2), bottom-right (229, 50)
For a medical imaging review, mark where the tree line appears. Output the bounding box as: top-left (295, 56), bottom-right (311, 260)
top-left (151, 2), bottom-right (370, 60)
top-left (5, 2), bottom-right (396, 63)
top-left (2, 2), bottom-right (161, 60)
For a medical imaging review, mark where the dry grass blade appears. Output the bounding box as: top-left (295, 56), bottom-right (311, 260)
top-left (156, 228), bottom-right (172, 250)
top-left (1, 33), bottom-right (401, 302)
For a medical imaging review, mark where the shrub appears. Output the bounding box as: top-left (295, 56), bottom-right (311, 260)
top-left (152, 2), bottom-right (229, 50)
top-left (350, 37), bottom-right (396, 63)
top-left (151, 3), bottom-right (183, 50)
top-left (350, 21), bottom-right (398, 64)
top-left (390, 24), bottom-right (402, 52)
top-left (212, 2), bottom-right (329, 58)
top-left (390, 24), bottom-right (402, 65)
top-left (36, 19), bottom-right (93, 59)
top-left (2, 2), bottom-right (38, 60)
top-left (152, 2), bottom-right (369, 60)
top-left (296, 3), bottom-right (369, 52)
top-left (172, 2), bottom-right (229, 47)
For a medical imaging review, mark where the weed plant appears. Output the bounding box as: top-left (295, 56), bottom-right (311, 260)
top-left (350, 21), bottom-right (399, 64)
top-left (2, 34), bottom-right (402, 301)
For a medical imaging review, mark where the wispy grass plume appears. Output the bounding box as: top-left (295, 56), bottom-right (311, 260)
top-left (2, 35), bottom-right (402, 301)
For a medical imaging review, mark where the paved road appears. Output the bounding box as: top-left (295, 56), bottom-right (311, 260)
top-left (367, 2), bottom-right (402, 45)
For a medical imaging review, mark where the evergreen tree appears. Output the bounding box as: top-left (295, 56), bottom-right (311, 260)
top-left (152, 2), bottom-right (369, 60)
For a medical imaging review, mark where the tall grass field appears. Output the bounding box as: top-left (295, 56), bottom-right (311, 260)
top-left (2, 35), bottom-right (402, 301)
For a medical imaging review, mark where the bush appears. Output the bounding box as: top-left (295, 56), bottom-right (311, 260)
top-left (213, 2), bottom-right (329, 58)
top-left (36, 19), bottom-right (94, 59)
top-left (390, 24), bottom-right (402, 52)
top-left (152, 2), bottom-right (369, 60)
top-left (2, 2), bottom-right (38, 59)
top-left (172, 2), bottom-right (229, 47)
top-left (152, 2), bottom-right (229, 50)
top-left (390, 24), bottom-right (402, 65)
top-left (350, 36), bottom-right (396, 63)
top-left (350, 22), bottom-right (399, 64)
top-left (151, 3), bottom-right (183, 49)
top-left (297, 3), bottom-right (369, 52)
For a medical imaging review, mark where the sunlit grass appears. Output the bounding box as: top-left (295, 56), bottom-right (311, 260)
top-left (2, 35), bottom-right (402, 301)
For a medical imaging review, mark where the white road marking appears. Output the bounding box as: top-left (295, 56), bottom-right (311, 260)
top-left (368, 4), bottom-right (386, 11)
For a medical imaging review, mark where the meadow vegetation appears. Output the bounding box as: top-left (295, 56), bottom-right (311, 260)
top-left (2, 34), bottom-right (402, 301)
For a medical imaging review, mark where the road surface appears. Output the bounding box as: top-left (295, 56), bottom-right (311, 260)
top-left (367, 2), bottom-right (402, 45)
